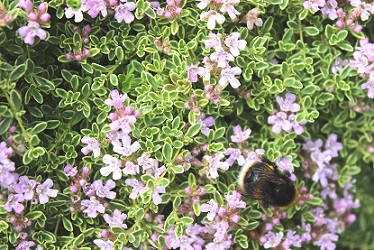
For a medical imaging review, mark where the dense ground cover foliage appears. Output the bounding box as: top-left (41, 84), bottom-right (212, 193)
top-left (1, 0), bottom-right (374, 249)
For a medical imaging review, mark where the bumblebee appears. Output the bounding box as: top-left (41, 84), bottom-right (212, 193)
top-left (237, 157), bottom-right (298, 208)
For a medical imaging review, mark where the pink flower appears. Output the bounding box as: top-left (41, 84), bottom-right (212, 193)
top-left (111, 134), bottom-right (140, 156)
top-left (276, 93), bottom-right (300, 112)
top-left (93, 180), bottom-right (116, 199)
top-left (35, 178), bottom-right (58, 204)
top-left (101, 154), bottom-right (123, 180)
top-left (4, 194), bottom-right (25, 214)
top-left (125, 178), bottom-right (149, 199)
top-left (230, 124), bottom-right (251, 143)
top-left (224, 32), bottom-right (247, 57)
top-left (303, 0), bottom-right (325, 12)
top-left (65, 4), bottom-right (87, 23)
top-left (18, 21), bottom-right (47, 45)
top-left (93, 239), bottom-right (114, 250)
top-left (103, 209), bottom-right (128, 228)
top-left (186, 64), bottom-right (205, 82)
top-left (263, 231), bottom-right (284, 249)
top-left (81, 196), bottom-right (105, 218)
top-left (219, 66), bottom-right (242, 88)
top-left (85, 0), bottom-right (108, 18)
top-left (203, 153), bottom-right (230, 179)
top-left (245, 8), bottom-right (263, 30)
top-left (200, 199), bottom-right (219, 221)
top-left (362, 79), bottom-right (374, 98)
top-left (200, 10), bottom-right (225, 30)
top-left (105, 89), bottom-right (127, 108)
top-left (18, 0), bottom-right (33, 12)
top-left (220, 0), bottom-right (240, 20)
top-left (114, 2), bottom-right (136, 23)
top-left (122, 161), bottom-right (140, 175)
top-left (14, 176), bottom-right (37, 200)
top-left (197, 0), bottom-right (212, 9)
top-left (204, 32), bottom-right (223, 50)
top-left (268, 112), bottom-right (292, 134)
top-left (81, 136), bottom-right (101, 158)
top-left (152, 185), bottom-right (166, 205)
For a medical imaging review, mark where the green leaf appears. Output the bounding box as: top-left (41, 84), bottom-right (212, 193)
top-left (26, 211), bottom-right (45, 220)
top-left (31, 122), bottom-right (48, 134)
top-left (115, 46), bottom-right (124, 61)
top-left (301, 211), bottom-right (316, 223)
top-left (0, 118), bottom-right (12, 135)
top-left (180, 217), bottom-right (194, 225)
top-left (171, 165), bottom-right (184, 174)
top-left (34, 75), bottom-right (55, 90)
top-left (185, 123), bottom-right (201, 137)
top-left (135, 208), bottom-right (145, 220)
top-left (10, 89), bottom-right (22, 110)
top-left (9, 64), bottom-right (26, 82)
top-left (304, 27), bottom-right (319, 36)
top-left (162, 142), bottom-right (173, 162)
top-left (62, 217), bottom-right (73, 232)
top-left (193, 203), bottom-right (200, 216)
top-left (171, 21), bottom-right (179, 35)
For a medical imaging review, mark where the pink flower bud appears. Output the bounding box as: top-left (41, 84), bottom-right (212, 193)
top-left (109, 112), bottom-right (118, 120)
top-left (124, 106), bottom-right (133, 115)
top-left (9, 125), bottom-right (16, 133)
top-left (28, 12), bottom-right (38, 21)
top-left (167, 0), bottom-right (175, 7)
top-left (346, 214), bottom-right (356, 224)
top-left (101, 229), bottom-right (109, 238)
top-left (83, 48), bottom-right (90, 56)
top-left (197, 187), bottom-right (206, 195)
top-left (18, 0), bottom-right (33, 12)
top-left (231, 214), bottom-right (240, 223)
top-left (75, 54), bottom-right (82, 61)
top-left (66, 53), bottom-right (73, 60)
top-left (38, 3), bottom-right (47, 13)
top-left (70, 185), bottom-right (78, 193)
top-left (151, 233), bottom-right (158, 242)
top-left (184, 186), bottom-right (192, 195)
top-left (265, 223), bottom-right (273, 231)
top-left (39, 13), bottom-right (51, 22)
top-left (133, 109), bottom-right (140, 117)
top-left (108, 0), bottom-right (117, 6)
top-left (175, 7), bottom-right (182, 15)
top-left (164, 11), bottom-right (172, 18)
top-left (82, 166), bottom-right (90, 177)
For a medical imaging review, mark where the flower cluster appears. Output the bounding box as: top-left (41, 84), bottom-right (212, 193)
top-left (64, 165), bottom-right (116, 218)
top-left (165, 190), bottom-right (246, 250)
top-left (18, 0), bottom-right (51, 45)
top-left (303, 0), bottom-right (374, 32)
top-left (1, 141), bottom-right (57, 248)
top-left (65, 0), bottom-right (136, 23)
top-left (153, 0), bottom-right (183, 19)
top-left (189, 32), bottom-right (247, 89)
top-left (197, 1), bottom-right (262, 31)
top-left (302, 134), bottom-right (359, 250)
top-left (179, 186), bottom-right (207, 217)
top-left (66, 25), bottom-right (91, 61)
top-left (303, 134), bottom-right (342, 186)
top-left (350, 38), bottom-right (374, 99)
top-left (255, 135), bottom-right (358, 250)
top-left (0, 4), bottom-right (14, 26)
top-left (268, 92), bottom-right (306, 135)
